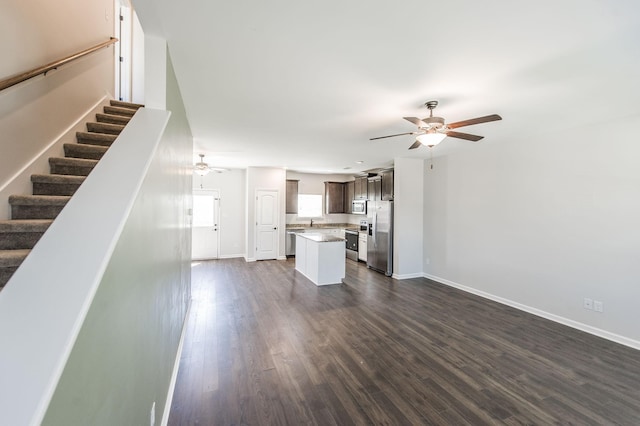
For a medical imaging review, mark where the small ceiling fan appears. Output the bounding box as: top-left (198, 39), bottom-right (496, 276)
top-left (194, 154), bottom-right (226, 176)
top-left (370, 101), bottom-right (502, 149)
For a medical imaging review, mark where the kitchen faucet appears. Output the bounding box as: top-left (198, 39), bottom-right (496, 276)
top-left (310, 219), bottom-right (314, 227)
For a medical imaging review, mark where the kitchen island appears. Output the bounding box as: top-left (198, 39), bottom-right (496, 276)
top-left (295, 233), bottom-right (345, 285)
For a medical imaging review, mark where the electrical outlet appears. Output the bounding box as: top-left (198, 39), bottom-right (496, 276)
top-left (426, 258), bottom-right (430, 265)
top-left (594, 300), bottom-right (604, 313)
top-left (584, 298), bottom-right (593, 310)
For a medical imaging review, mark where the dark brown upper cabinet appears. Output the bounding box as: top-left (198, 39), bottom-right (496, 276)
top-left (354, 176), bottom-right (368, 200)
top-left (367, 177), bottom-right (382, 201)
top-left (344, 181), bottom-right (355, 214)
top-left (286, 179), bottom-right (299, 214)
top-left (380, 169), bottom-right (394, 201)
top-left (325, 182), bottom-right (345, 214)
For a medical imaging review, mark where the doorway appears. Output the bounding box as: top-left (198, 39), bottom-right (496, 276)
top-left (255, 189), bottom-right (279, 260)
top-left (192, 189), bottom-right (220, 260)
top-left (114, 2), bottom-right (132, 102)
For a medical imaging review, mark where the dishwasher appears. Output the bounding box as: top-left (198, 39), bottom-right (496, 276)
top-left (286, 230), bottom-right (304, 256)
top-left (345, 229), bottom-right (359, 261)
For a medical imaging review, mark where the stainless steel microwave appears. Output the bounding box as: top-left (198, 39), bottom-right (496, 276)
top-left (352, 200), bottom-right (366, 214)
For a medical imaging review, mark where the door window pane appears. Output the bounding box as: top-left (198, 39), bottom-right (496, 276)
top-left (193, 195), bottom-right (214, 226)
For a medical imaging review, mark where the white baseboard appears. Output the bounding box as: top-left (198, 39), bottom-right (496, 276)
top-left (423, 273), bottom-right (640, 351)
top-left (277, 256), bottom-right (287, 261)
top-left (218, 254), bottom-right (244, 259)
top-left (392, 272), bottom-right (424, 280)
top-left (160, 299), bottom-right (192, 426)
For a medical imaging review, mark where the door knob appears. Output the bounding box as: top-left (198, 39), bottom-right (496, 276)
top-left (273, 227), bottom-right (277, 230)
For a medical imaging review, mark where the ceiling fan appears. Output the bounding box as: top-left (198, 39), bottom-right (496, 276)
top-left (194, 154), bottom-right (226, 176)
top-left (370, 101), bottom-right (502, 149)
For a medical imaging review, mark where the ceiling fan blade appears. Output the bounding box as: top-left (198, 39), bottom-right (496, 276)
top-left (447, 114), bottom-right (502, 129)
top-left (370, 132), bottom-right (415, 140)
top-left (446, 131), bottom-right (484, 142)
top-left (408, 140), bottom-right (422, 150)
top-left (403, 117), bottom-right (425, 126)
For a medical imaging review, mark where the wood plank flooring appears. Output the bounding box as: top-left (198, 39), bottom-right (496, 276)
top-left (168, 258), bottom-right (640, 425)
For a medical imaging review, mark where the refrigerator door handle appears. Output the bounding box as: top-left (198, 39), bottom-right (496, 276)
top-left (373, 211), bottom-right (377, 246)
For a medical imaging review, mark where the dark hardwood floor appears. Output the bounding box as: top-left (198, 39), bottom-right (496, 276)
top-left (168, 258), bottom-right (640, 425)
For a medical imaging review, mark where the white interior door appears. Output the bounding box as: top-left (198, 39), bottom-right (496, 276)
top-left (116, 4), bottom-right (132, 102)
top-left (192, 190), bottom-right (220, 260)
top-left (255, 190), bottom-right (279, 260)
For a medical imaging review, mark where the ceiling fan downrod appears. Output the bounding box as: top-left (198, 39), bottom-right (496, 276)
top-left (422, 100), bottom-right (444, 127)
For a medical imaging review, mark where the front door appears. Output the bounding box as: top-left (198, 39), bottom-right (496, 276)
top-left (192, 189), bottom-right (220, 260)
top-left (255, 189), bottom-right (279, 260)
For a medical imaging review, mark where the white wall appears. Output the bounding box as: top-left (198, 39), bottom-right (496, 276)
top-left (246, 167), bottom-right (286, 261)
top-left (423, 115), bottom-right (640, 348)
top-left (194, 168), bottom-right (246, 258)
top-left (144, 35), bottom-right (167, 109)
top-left (393, 157), bottom-right (424, 279)
top-left (286, 171), bottom-right (360, 226)
top-left (0, 0), bottom-right (115, 219)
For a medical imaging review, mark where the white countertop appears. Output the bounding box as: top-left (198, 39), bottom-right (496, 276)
top-left (296, 233), bottom-right (344, 243)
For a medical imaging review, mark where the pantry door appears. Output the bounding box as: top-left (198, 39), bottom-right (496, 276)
top-left (255, 189), bottom-right (279, 260)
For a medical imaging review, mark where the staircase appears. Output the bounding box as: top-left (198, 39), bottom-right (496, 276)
top-left (0, 100), bottom-right (143, 289)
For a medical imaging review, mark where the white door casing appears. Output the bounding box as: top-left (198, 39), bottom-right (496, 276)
top-left (192, 189), bottom-right (220, 260)
top-left (255, 189), bottom-right (279, 260)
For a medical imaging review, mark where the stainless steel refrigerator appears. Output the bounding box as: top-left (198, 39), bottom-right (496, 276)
top-left (367, 200), bottom-right (393, 276)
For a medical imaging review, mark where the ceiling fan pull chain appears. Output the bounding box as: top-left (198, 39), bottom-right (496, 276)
top-left (430, 147), bottom-right (434, 170)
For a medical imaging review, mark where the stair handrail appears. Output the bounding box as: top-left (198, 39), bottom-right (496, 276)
top-left (0, 37), bottom-right (118, 92)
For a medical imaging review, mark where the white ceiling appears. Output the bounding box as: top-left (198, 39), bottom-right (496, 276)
top-left (132, 0), bottom-right (640, 174)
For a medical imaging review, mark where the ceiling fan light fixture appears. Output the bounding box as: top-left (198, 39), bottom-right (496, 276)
top-left (416, 132), bottom-right (447, 147)
top-left (194, 154), bottom-right (211, 176)
top-left (194, 164), bottom-right (210, 176)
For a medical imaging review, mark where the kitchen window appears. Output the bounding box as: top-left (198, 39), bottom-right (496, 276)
top-left (297, 194), bottom-right (322, 217)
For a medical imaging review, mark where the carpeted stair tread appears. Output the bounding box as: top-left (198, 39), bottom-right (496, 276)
top-left (103, 105), bottom-right (136, 117)
top-left (0, 219), bottom-right (53, 232)
top-left (49, 157), bottom-right (98, 166)
top-left (49, 157), bottom-right (98, 176)
top-left (9, 195), bottom-right (72, 206)
top-left (31, 174), bottom-right (86, 196)
top-left (31, 174), bottom-right (86, 185)
top-left (76, 131), bottom-right (117, 146)
top-left (110, 100), bottom-right (144, 110)
top-left (87, 122), bottom-right (125, 135)
top-left (0, 249), bottom-right (30, 288)
top-left (96, 113), bottom-right (131, 125)
top-left (9, 195), bottom-right (71, 220)
top-left (0, 249), bottom-right (30, 267)
top-left (0, 220), bottom-right (53, 250)
top-left (63, 143), bottom-right (109, 160)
